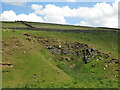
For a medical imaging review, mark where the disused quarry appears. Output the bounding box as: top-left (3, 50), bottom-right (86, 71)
top-left (2, 32), bottom-right (119, 69)
top-left (2, 28), bottom-right (119, 69)
top-left (23, 33), bottom-right (110, 64)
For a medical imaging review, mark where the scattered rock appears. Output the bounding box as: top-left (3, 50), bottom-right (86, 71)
top-left (105, 65), bottom-right (108, 68)
top-left (105, 59), bottom-right (119, 64)
top-left (96, 57), bottom-right (103, 61)
top-left (34, 74), bottom-right (37, 76)
top-left (22, 34), bottom-right (110, 64)
top-left (23, 33), bottom-right (31, 37)
top-left (115, 69), bottom-right (119, 72)
top-left (114, 61), bottom-right (119, 64)
top-left (2, 70), bottom-right (10, 73)
top-left (112, 59), bottom-right (118, 61)
top-left (23, 51), bottom-right (26, 54)
top-left (104, 54), bottom-right (109, 59)
top-left (56, 70), bottom-right (60, 74)
top-left (60, 57), bottom-right (73, 62)
top-left (91, 71), bottom-right (95, 74)
top-left (0, 63), bottom-right (13, 67)
top-left (3, 42), bottom-right (9, 47)
top-left (70, 64), bottom-right (75, 68)
top-left (104, 67), bottom-right (106, 70)
top-left (16, 44), bottom-right (22, 47)
top-left (33, 74), bottom-right (37, 78)
top-left (51, 49), bottom-right (61, 55)
top-left (47, 46), bottom-right (53, 49)
top-left (26, 38), bottom-right (31, 41)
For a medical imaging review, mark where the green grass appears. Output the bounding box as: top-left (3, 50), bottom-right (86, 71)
top-left (1, 22), bottom-right (29, 28)
top-left (1, 22), bottom-right (119, 88)
top-left (27, 22), bottom-right (118, 31)
top-left (1, 21), bottom-right (119, 31)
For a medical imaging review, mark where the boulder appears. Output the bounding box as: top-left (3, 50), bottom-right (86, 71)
top-left (83, 56), bottom-right (91, 64)
top-left (51, 49), bottom-right (61, 55)
top-left (60, 57), bottom-right (73, 62)
top-left (104, 54), bottom-right (109, 59)
top-left (70, 64), bottom-right (75, 68)
top-left (23, 33), bottom-right (31, 37)
top-left (26, 38), bottom-right (31, 41)
top-left (47, 46), bottom-right (53, 49)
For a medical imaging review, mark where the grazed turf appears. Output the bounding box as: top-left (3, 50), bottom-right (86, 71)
top-left (1, 22), bottom-right (119, 88)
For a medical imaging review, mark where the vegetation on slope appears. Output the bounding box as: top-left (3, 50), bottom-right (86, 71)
top-left (1, 21), bottom-right (119, 31)
top-left (1, 22), bottom-right (119, 88)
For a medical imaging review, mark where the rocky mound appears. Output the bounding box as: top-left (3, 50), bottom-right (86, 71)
top-left (23, 33), bottom-right (110, 64)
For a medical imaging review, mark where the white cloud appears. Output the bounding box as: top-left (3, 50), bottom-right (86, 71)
top-left (31, 4), bottom-right (70, 24)
top-left (77, 1), bottom-right (118, 28)
top-left (0, 10), bottom-right (17, 21)
top-left (44, 15), bottom-right (66, 24)
top-left (31, 0), bottom-right (119, 28)
top-left (0, 10), bottom-right (44, 22)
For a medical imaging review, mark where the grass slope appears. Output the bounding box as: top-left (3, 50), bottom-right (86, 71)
top-left (1, 22), bottom-right (119, 88)
top-left (26, 22), bottom-right (118, 31)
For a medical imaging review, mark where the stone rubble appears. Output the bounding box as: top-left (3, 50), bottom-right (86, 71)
top-left (23, 33), bottom-right (110, 64)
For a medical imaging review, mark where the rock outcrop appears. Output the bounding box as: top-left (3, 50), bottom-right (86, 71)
top-left (23, 34), bottom-right (110, 64)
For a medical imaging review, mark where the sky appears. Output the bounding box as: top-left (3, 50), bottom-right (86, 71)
top-left (0, 0), bottom-right (119, 28)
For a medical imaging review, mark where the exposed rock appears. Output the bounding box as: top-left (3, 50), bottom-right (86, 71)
top-left (104, 67), bottom-right (106, 70)
top-left (47, 46), bottom-right (53, 49)
top-left (75, 51), bottom-right (82, 57)
top-left (53, 45), bottom-right (62, 49)
top-left (60, 57), bottom-right (73, 62)
top-left (16, 44), bottom-right (22, 47)
top-left (104, 54), bottom-right (109, 59)
top-left (2, 70), bottom-right (10, 73)
top-left (65, 57), bottom-right (73, 62)
top-left (51, 49), bottom-right (61, 55)
top-left (91, 71), bottom-right (95, 74)
top-left (34, 74), bottom-right (37, 76)
top-left (56, 70), bottom-right (60, 74)
top-left (23, 51), bottom-right (26, 54)
top-left (26, 38), bottom-right (31, 41)
top-left (115, 69), bottom-right (119, 72)
top-left (70, 64), bottom-right (75, 69)
top-left (0, 63), bottom-right (13, 67)
top-left (23, 33), bottom-right (31, 37)
top-left (3, 42), bottom-right (9, 47)
top-left (82, 48), bottom-right (98, 64)
top-left (61, 48), bottom-right (73, 55)
top-left (105, 59), bottom-right (119, 64)
top-left (23, 34), bottom-right (110, 64)
top-left (105, 65), bottom-right (108, 68)
top-left (96, 57), bottom-right (103, 61)
top-left (114, 61), bottom-right (119, 64)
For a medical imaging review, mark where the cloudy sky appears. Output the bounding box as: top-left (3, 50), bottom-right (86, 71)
top-left (0, 0), bottom-right (119, 28)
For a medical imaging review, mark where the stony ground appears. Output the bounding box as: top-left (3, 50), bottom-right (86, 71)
top-left (23, 33), bottom-right (111, 64)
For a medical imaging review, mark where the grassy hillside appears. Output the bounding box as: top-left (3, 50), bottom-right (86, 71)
top-left (1, 21), bottom-right (119, 88)
top-left (1, 21), bottom-right (119, 31)
top-left (1, 22), bottom-right (28, 28)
